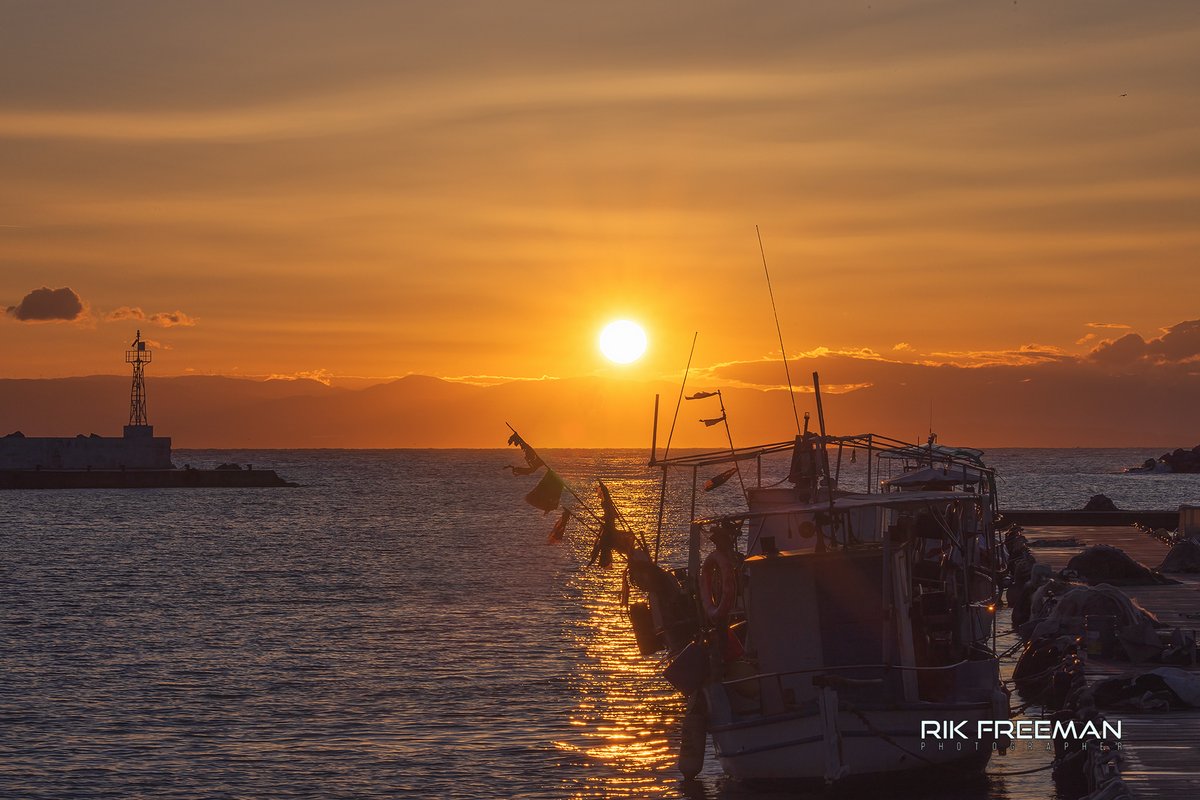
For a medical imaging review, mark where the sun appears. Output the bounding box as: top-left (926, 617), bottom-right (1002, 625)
top-left (599, 320), bottom-right (647, 364)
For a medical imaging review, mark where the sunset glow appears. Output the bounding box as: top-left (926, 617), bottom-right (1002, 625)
top-left (1, 2), bottom-right (1198, 446)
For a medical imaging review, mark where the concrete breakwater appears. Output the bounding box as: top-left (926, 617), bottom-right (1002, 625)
top-left (0, 467), bottom-right (297, 489)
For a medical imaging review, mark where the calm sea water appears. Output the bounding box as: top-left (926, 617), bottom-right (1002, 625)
top-left (3, 447), bottom-right (1197, 799)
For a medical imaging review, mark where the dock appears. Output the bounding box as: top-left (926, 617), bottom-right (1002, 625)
top-left (1002, 511), bottom-right (1178, 529)
top-left (1018, 523), bottom-right (1200, 799)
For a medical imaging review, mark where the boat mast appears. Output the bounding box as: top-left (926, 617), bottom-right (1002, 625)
top-left (757, 225), bottom-right (801, 434)
top-left (812, 371), bottom-right (836, 549)
top-left (654, 333), bottom-right (698, 562)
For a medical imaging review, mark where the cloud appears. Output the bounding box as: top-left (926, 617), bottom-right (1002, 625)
top-left (105, 306), bottom-right (145, 322)
top-left (1151, 319), bottom-right (1200, 362)
top-left (702, 350), bottom-right (910, 388)
top-left (1089, 333), bottom-right (1147, 364)
top-left (148, 310), bottom-right (197, 328)
top-left (265, 369), bottom-right (333, 386)
top-left (893, 342), bottom-right (915, 352)
top-left (1088, 319), bottom-right (1200, 366)
top-left (924, 344), bottom-right (1072, 368)
top-left (443, 373), bottom-right (557, 386)
top-left (5, 286), bottom-right (86, 322)
top-left (1086, 322), bottom-right (1132, 330)
top-left (103, 306), bottom-right (197, 327)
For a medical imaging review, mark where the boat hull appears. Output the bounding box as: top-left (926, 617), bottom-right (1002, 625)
top-left (711, 702), bottom-right (1000, 783)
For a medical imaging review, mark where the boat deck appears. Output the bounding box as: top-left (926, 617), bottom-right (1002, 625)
top-left (1020, 524), bottom-right (1200, 799)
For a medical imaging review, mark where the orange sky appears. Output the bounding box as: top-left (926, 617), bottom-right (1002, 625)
top-left (2, 2), bottom-right (1199, 410)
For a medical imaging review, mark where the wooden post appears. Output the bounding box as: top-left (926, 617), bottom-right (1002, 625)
top-left (650, 394), bottom-right (659, 466)
top-left (813, 371), bottom-right (838, 546)
top-left (867, 434), bottom-right (873, 494)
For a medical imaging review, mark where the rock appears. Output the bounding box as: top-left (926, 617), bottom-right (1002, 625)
top-left (1066, 544), bottom-right (1176, 586)
top-left (1160, 539), bottom-right (1200, 573)
top-left (1083, 494), bottom-right (1120, 512)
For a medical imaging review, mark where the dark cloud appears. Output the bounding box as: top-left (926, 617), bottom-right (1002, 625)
top-left (1151, 319), bottom-right (1200, 362)
top-left (1089, 333), bottom-right (1148, 365)
top-left (5, 286), bottom-right (86, 322)
top-left (1088, 319), bottom-right (1200, 366)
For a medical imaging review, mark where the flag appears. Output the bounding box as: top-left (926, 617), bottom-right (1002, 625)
top-left (700, 414), bottom-right (726, 427)
top-left (524, 469), bottom-right (564, 513)
top-left (704, 466), bottom-right (738, 492)
top-left (590, 481), bottom-right (620, 568)
top-left (548, 508), bottom-right (570, 543)
top-left (506, 430), bottom-right (544, 475)
top-left (686, 391), bottom-right (718, 400)
top-left (596, 480), bottom-right (618, 519)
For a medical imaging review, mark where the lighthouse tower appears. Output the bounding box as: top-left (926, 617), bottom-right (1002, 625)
top-left (124, 330), bottom-right (154, 438)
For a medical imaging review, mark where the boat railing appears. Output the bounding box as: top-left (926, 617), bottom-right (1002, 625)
top-left (721, 658), bottom-right (999, 714)
top-left (722, 659), bottom-right (976, 688)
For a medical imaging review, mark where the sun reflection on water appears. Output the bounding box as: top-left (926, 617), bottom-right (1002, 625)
top-left (549, 459), bottom-right (695, 798)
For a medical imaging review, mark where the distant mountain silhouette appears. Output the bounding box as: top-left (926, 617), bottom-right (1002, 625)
top-left (1, 356), bottom-right (1195, 448)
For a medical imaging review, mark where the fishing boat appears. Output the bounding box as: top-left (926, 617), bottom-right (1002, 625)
top-left (506, 378), bottom-right (1010, 786)
top-left (650, 432), bottom-right (1009, 784)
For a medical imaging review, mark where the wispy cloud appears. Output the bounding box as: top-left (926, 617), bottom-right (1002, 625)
top-left (265, 369), bottom-right (333, 386)
top-left (923, 345), bottom-right (1073, 368)
top-left (105, 306), bottom-right (143, 322)
top-left (442, 373), bottom-right (560, 387)
top-left (149, 310), bottom-right (197, 328)
top-left (104, 306), bottom-right (197, 327)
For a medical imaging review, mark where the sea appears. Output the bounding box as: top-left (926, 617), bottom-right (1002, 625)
top-left (3, 447), bottom-right (1198, 799)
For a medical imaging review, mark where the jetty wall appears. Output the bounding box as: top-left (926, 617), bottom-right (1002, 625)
top-left (0, 430), bottom-right (172, 470)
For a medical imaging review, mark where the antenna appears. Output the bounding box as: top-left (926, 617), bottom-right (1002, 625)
top-left (125, 329), bottom-right (152, 428)
top-left (757, 226), bottom-right (801, 434)
top-left (662, 332), bottom-right (698, 461)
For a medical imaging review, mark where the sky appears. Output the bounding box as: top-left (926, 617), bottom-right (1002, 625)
top-left (2, 1), bottom-right (1199, 444)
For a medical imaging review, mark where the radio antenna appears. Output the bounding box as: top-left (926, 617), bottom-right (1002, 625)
top-left (662, 331), bottom-right (698, 461)
top-left (757, 225), bottom-right (801, 433)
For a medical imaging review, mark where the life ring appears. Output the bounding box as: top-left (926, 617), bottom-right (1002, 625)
top-left (700, 550), bottom-right (738, 622)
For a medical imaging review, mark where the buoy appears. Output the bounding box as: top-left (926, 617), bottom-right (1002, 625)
top-left (699, 550), bottom-right (738, 622)
top-left (677, 692), bottom-right (708, 779)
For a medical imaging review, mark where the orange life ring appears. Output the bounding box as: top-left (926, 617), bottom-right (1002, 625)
top-left (700, 550), bottom-right (738, 622)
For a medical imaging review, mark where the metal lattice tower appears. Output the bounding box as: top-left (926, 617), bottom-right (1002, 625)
top-left (125, 329), bottom-right (152, 426)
